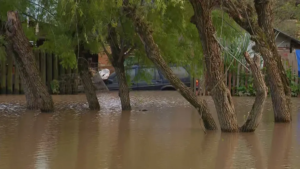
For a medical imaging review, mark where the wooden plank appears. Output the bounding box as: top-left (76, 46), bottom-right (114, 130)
top-left (7, 55), bottom-right (13, 94)
top-left (35, 50), bottom-right (40, 71)
top-left (59, 64), bottom-right (65, 94)
top-left (47, 52), bottom-right (53, 85)
top-left (72, 68), bottom-right (78, 94)
top-left (53, 55), bottom-right (58, 80)
top-left (41, 51), bottom-right (46, 85)
top-left (14, 65), bottom-right (20, 94)
top-left (232, 70), bottom-right (236, 95)
top-left (236, 64), bottom-right (240, 90)
top-left (228, 72), bottom-right (232, 94)
top-left (66, 68), bottom-right (72, 94)
top-left (0, 59), bottom-right (6, 94)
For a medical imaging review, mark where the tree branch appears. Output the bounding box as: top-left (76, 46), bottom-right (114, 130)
top-left (100, 39), bottom-right (112, 58)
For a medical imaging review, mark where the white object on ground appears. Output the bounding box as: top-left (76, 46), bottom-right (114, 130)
top-left (99, 69), bottom-right (110, 80)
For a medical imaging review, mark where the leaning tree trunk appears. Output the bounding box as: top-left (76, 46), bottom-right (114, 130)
top-left (123, 3), bottom-right (217, 130)
top-left (78, 52), bottom-right (100, 110)
top-left (240, 53), bottom-right (267, 132)
top-left (189, 0), bottom-right (239, 132)
top-left (5, 42), bottom-right (39, 109)
top-left (5, 11), bottom-right (54, 112)
top-left (0, 21), bottom-right (39, 109)
top-left (222, 0), bottom-right (291, 122)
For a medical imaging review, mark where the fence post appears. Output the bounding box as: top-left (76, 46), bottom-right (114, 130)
top-left (66, 68), bottom-right (72, 94)
top-left (0, 59), bottom-right (6, 94)
top-left (14, 65), bottom-right (20, 94)
top-left (41, 51), bottom-right (46, 85)
top-left (35, 50), bottom-right (40, 71)
top-left (59, 64), bottom-right (65, 94)
top-left (7, 55), bottom-right (13, 94)
top-left (47, 53), bottom-right (53, 88)
top-left (72, 68), bottom-right (78, 94)
top-left (53, 54), bottom-right (58, 80)
top-left (228, 71), bottom-right (232, 94)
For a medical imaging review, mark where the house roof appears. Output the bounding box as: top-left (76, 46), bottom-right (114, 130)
top-left (274, 28), bottom-right (300, 44)
top-left (274, 28), bottom-right (300, 52)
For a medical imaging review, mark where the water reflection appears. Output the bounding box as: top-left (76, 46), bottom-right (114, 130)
top-left (267, 124), bottom-right (292, 169)
top-left (0, 91), bottom-right (299, 169)
top-left (214, 133), bottom-right (239, 169)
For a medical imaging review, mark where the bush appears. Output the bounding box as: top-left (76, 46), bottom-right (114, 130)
top-left (50, 79), bottom-right (60, 94)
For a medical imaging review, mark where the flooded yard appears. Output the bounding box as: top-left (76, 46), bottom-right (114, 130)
top-left (0, 91), bottom-right (300, 169)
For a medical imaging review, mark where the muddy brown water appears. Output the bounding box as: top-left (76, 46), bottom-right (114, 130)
top-left (0, 91), bottom-right (300, 169)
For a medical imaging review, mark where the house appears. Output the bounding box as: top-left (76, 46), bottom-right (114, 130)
top-left (274, 28), bottom-right (300, 76)
top-left (97, 48), bottom-right (115, 74)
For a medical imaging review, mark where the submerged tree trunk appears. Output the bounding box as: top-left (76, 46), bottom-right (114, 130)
top-left (78, 48), bottom-right (100, 110)
top-left (5, 11), bottom-right (53, 112)
top-left (223, 0), bottom-right (291, 122)
top-left (1, 21), bottom-right (39, 109)
top-left (106, 25), bottom-right (132, 111)
top-left (123, 3), bottom-right (217, 130)
top-left (240, 53), bottom-right (267, 132)
top-left (189, 0), bottom-right (239, 132)
top-left (5, 42), bottom-right (39, 109)
top-left (254, 0), bottom-right (291, 121)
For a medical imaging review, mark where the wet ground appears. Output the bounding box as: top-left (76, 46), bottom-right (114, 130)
top-left (0, 91), bottom-right (300, 169)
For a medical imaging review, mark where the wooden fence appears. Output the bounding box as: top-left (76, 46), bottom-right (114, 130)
top-left (201, 60), bottom-right (299, 96)
top-left (0, 51), bottom-right (79, 95)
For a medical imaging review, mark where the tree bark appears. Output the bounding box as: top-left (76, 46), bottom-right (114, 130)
top-left (254, 0), bottom-right (291, 121)
top-left (240, 53), bottom-right (267, 132)
top-left (123, 3), bottom-right (217, 130)
top-left (222, 0), bottom-right (292, 122)
top-left (106, 24), bottom-right (132, 111)
top-left (5, 42), bottom-right (39, 109)
top-left (114, 62), bottom-right (132, 110)
top-left (189, 0), bottom-right (239, 132)
top-left (5, 11), bottom-right (53, 112)
top-left (78, 50), bottom-right (100, 110)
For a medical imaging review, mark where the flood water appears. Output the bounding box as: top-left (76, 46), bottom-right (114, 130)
top-left (0, 91), bottom-right (300, 169)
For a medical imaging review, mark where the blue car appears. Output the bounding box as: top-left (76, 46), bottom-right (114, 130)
top-left (104, 65), bottom-right (191, 91)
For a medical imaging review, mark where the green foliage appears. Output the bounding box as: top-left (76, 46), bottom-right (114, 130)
top-left (21, 23), bottom-right (38, 42)
top-left (286, 68), bottom-right (300, 97)
top-left (212, 10), bottom-right (244, 41)
top-left (50, 79), bottom-right (60, 94)
top-left (236, 77), bottom-right (255, 96)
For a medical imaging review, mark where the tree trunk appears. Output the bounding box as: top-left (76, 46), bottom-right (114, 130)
top-left (106, 25), bottom-right (132, 111)
top-left (123, 4), bottom-right (217, 130)
top-left (5, 42), bottom-right (39, 109)
top-left (114, 62), bottom-right (131, 110)
top-left (240, 53), bottom-right (267, 132)
top-left (5, 11), bottom-right (53, 112)
top-left (223, 0), bottom-right (291, 122)
top-left (189, 0), bottom-right (239, 132)
top-left (254, 0), bottom-right (291, 122)
top-left (78, 54), bottom-right (100, 110)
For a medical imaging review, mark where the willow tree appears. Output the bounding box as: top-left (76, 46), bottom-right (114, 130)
top-left (222, 0), bottom-right (292, 122)
top-left (0, 0), bottom-right (54, 112)
top-left (123, 0), bottom-right (268, 132)
top-left (36, 0), bottom-right (102, 110)
top-left (122, 0), bottom-right (217, 130)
